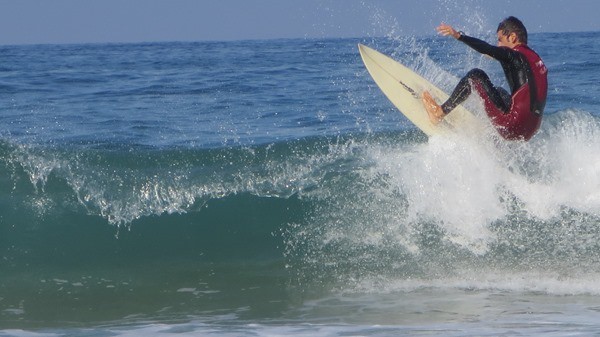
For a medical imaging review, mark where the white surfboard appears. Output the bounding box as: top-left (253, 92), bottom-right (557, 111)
top-left (358, 43), bottom-right (482, 136)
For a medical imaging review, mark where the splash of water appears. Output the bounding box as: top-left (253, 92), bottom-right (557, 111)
top-left (284, 3), bottom-right (600, 293)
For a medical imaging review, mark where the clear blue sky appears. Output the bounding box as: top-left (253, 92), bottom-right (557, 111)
top-left (1, 0), bottom-right (598, 45)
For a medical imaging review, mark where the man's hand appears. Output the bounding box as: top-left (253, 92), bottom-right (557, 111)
top-left (436, 23), bottom-right (461, 39)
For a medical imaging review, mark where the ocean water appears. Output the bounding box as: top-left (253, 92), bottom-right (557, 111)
top-left (1, 27), bottom-right (600, 336)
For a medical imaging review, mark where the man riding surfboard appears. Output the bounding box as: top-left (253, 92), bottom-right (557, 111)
top-left (422, 16), bottom-right (548, 141)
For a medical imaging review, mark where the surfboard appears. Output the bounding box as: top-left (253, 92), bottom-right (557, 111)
top-left (358, 43), bottom-right (481, 136)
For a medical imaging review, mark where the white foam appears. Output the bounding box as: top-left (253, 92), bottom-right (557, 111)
top-left (350, 269), bottom-right (600, 296)
top-left (525, 110), bottom-right (600, 217)
top-left (0, 331), bottom-right (59, 337)
top-left (362, 129), bottom-right (501, 253)
top-left (357, 108), bottom-right (600, 256)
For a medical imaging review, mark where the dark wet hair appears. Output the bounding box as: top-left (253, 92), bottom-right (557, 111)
top-left (497, 16), bottom-right (528, 44)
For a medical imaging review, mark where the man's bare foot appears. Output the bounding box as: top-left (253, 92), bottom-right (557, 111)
top-left (422, 91), bottom-right (444, 125)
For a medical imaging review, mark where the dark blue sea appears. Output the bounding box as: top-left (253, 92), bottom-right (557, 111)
top-left (2, 30), bottom-right (600, 336)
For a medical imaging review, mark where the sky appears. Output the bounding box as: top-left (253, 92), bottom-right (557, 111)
top-left (0, 0), bottom-right (599, 45)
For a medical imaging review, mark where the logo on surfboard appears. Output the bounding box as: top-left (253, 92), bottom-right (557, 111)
top-left (398, 80), bottom-right (419, 99)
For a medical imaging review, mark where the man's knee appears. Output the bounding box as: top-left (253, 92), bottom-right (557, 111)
top-left (466, 68), bottom-right (488, 81)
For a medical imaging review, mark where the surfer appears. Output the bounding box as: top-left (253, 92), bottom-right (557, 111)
top-left (422, 17), bottom-right (548, 141)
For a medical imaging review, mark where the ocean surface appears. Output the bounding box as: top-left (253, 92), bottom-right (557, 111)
top-left (2, 27), bottom-right (600, 336)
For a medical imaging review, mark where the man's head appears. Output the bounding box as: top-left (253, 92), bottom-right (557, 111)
top-left (496, 16), bottom-right (528, 48)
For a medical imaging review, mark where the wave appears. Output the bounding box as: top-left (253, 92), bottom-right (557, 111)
top-left (2, 109), bottom-right (600, 294)
top-left (0, 135), bottom-right (359, 225)
top-left (280, 109), bottom-right (600, 291)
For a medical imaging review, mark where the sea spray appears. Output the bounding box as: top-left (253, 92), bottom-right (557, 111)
top-left (277, 120), bottom-right (600, 297)
top-left (282, 108), bottom-right (600, 296)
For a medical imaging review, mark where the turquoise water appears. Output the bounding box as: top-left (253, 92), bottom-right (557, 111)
top-left (2, 30), bottom-right (600, 336)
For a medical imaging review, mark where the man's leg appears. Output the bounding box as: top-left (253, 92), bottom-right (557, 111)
top-left (422, 68), bottom-right (509, 124)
